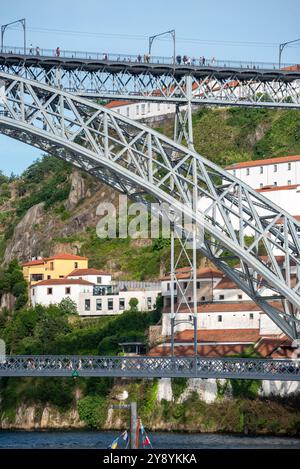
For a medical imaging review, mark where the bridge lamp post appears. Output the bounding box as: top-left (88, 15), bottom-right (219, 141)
top-left (1, 18), bottom-right (26, 55)
top-left (279, 37), bottom-right (300, 68)
top-left (148, 29), bottom-right (176, 64)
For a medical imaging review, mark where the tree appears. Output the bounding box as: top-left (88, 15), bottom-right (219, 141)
top-left (59, 297), bottom-right (78, 316)
top-left (128, 297), bottom-right (139, 312)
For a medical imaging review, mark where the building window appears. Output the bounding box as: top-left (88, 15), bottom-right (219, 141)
top-left (141, 104), bottom-right (145, 115)
top-left (47, 288), bottom-right (53, 295)
top-left (260, 183), bottom-right (263, 189)
top-left (288, 180), bottom-right (291, 186)
top-left (197, 281), bottom-right (201, 289)
top-left (32, 288), bottom-right (35, 296)
top-left (288, 162), bottom-right (291, 170)
top-left (238, 294), bottom-right (242, 299)
top-left (218, 315), bottom-right (222, 322)
top-left (201, 296), bottom-right (206, 301)
top-left (31, 273), bottom-right (43, 282)
top-left (167, 283), bottom-right (170, 291)
top-left (147, 103), bottom-right (150, 113)
top-left (50, 262), bottom-right (54, 271)
top-left (147, 297), bottom-right (152, 310)
top-left (65, 287), bottom-right (71, 294)
top-left (85, 299), bottom-right (90, 311)
top-left (219, 294), bottom-right (224, 300)
top-left (119, 298), bottom-right (125, 310)
top-left (96, 298), bottom-right (102, 311)
top-left (274, 164), bottom-right (277, 172)
top-left (183, 282), bottom-right (188, 290)
top-left (249, 313), bottom-right (254, 320)
top-left (97, 276), bottom-right (102, 284)
top-left (246, 168), bottom-right (250, 176)
top-left (126, 107), bottom-right (130, 117)
top-left (260, 166), bottom-right (263, 174)
top-left (108, 298), bottom-right (114, 310)
top-left (74, 262), bottom-right (78, 269)
top-left (136, 105), bottom-right (139, 115)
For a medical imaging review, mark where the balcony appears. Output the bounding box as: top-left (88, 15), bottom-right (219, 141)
top-left (93, 285), bottom-right (119, 296)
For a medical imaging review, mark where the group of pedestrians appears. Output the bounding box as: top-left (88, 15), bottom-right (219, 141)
top-left (28, 44), bottom-right (61, 57)
top-left (176, 54), bottom-right (217, 66)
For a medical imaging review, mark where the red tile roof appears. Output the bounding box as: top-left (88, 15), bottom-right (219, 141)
top-left (256, 184), bottom-right (299, 192)
top-left (215, 277), bottom-right (238, 290)
top-left (46, 253), bottom-right (88, 261)
top-left (164, 301), bottom-right (270, 314)
top-left (161, 267), bottom-right (223, 281)
top-left (148, 344), bottom-right (253, 357)
top-left (22, 259), bottom-right (45, 267)
top-left (23, 253), bottom-right (88, 266)
top-left (105, 100), bottom-right (132, 109)
top-left (67, 268), bottom-right (110, 277)
top-left (225, 154), bottom-right (300, 171)
top-left (33, 278), bottom-right (94, 287)
top-left (173, 328), bottom-right (260, 344)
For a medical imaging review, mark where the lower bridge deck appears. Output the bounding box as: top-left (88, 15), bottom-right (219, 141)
top-left (0, 355), bottom-right (300, 380)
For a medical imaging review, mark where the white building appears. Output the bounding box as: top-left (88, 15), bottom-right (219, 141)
top-left (67, 268), bottom-right (112, 285)
top-left (105, 100), bottom-right (176, 122)
top-left (30, 269), bottom-right (161, 317)
top-left (31, 278), bottom-right (94, 309)
top-left (225, 154), bottom-right (300, 192)
top-left (160, 267), bottom-right (284, 337)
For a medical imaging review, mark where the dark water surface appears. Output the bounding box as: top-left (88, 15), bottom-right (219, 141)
top-left (0, 430), bottom-right (300, 449)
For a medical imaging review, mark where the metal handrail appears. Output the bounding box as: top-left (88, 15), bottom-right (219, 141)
top-left (0, 44), bottom-right (297, 71)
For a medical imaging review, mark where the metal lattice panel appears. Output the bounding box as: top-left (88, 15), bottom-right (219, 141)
top-left (0, 355), bottom-right (300, 380)
top-left (0, 59), bottom-right (300, 107)
top-left (0, 72), bottom-right (300, 339)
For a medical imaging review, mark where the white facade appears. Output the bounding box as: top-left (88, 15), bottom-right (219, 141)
top-left (68, 273), bottom-right (112, 285)
top-left (78, 289), bottom-right (160, 316)
top-left (106, 100), bottom-right (176, 121)
top-left (226, 156), bottom-right (300, 191)
top-left (31, 281), bottom-right (93, 309)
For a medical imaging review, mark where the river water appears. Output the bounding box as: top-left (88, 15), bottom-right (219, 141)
top-left (0, 431), bottom-right (300, 449)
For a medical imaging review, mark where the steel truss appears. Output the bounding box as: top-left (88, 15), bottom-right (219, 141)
top-left (0, 60), bottom-right (300, 108)
top-left (0, 72), bottom-right (300, 340)
top-left (1, 355), bottom-right (300, 380)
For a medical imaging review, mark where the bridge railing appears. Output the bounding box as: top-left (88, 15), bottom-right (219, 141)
top-left (0, 355), bottom-right (300, 380)
top-left (0, 45), bottom-right (297, 71)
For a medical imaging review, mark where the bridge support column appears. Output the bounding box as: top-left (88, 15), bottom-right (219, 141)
top-left (174, 74), bottom-right (194, 150)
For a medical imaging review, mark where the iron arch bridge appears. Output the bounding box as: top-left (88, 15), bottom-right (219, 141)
top-left (0, 51), bottom-right (300, 108)
top-left (0, 355), bottom-right (300, 381)
top-left (0, 72), bottom-right (300, 341)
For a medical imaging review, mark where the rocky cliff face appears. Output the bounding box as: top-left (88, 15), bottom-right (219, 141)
top-left (1, 168), bottom-right (116, 264)
top-left (0, 404), bottom-right (85, 430)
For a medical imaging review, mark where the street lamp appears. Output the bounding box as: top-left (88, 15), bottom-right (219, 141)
top-left (148, 29), bottom-right (175, 64)
top-left (279, 37), bottom-right (300, 68)
top-left (1, 18), bottom-right (26, 55)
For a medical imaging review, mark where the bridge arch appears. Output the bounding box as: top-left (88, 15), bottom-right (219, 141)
top-left (0, 71), bottom-right (300, 339)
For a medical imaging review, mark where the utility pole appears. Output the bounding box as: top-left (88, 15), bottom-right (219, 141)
top-left (1, 18), bottom-right (26, 55)
top-left (111, 401), bottom-right (138, 449)
top-left (279, 37), bottom-right (300, 68)
top-left (148, 29), bottom-right (175, 64)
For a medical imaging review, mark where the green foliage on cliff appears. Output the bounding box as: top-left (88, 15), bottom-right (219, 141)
top-left (0, 260), bottom-right (28, 310)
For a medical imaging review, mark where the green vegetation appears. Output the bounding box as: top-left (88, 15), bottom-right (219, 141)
top-left (0, 302), bottom-right (161, 414)
top-left (0, 260), bottom-right (28, 310)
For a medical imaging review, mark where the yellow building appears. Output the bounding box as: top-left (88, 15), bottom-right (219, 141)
top-left (22, 253), bottom-right (88, 285)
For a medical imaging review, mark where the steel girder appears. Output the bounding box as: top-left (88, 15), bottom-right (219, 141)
top-left (0, 61), bottom-right (300, 108)
top-left (1, 355), bottom-right (300, 380)
top-left (0, 72), bottom-right (300, 339)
